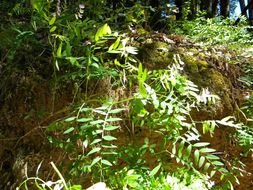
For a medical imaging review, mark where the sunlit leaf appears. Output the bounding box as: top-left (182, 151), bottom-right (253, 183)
top-left (65, 117), bottom-right (76, 122)
top-left (194, 149), bottom-right (200, 164)
top-left (91, 157), bottom-right (101, 167)
top-left (101, 159), bottom-right (112, 166)
top-left (90, 139), bottom-right (102, 145)
top-left (49, 16), bottom-right (56, 25)
top-left (193, 142), bottom-right (210, 147)
top-left (102, 135), bottom-right (117, 141)
top-left (212, 161), bottom-right (224, 166)
top-left (198, 156), bottom-right (205, 168)
top-left (87, 147), bottom-right (101, 156)
top-left (149, 163), bottom-right (161, 177)
top-left (63, 127), bottom-right (74, 134)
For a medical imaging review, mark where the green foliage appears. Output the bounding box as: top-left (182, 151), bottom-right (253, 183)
top-left (48, 101), bottom-right (123, 179)
top-left (174, 17), bottom-right (253, 48)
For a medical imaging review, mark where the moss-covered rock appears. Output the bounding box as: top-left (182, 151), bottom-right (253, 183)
top-left (138, 41), bottom-right (174, 69)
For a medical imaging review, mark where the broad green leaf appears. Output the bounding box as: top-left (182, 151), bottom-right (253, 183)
top-left (95, 24), bottom-right (111, 42)
top-left (57, 42), bottom-right (62, 58)
top-left (90, 120), bottom-right (105, 125)
top-left (91, 157), bottom-right (101, 167)
top-left (109, 108), bottom-right (125, 114)
top-left (77, 118), bottom-right (93, 123)
top-left (102, 135), bottom-right (117, 141)
top-left (178, 140), bottom-right (185, 158)
top-left (172, 144), bottom-right (176, 155)
top-left (212, 161), bottom-right (224, 166)
top-left (109, 37), bottom-right (121, 51)
top-left (206, 154), bottom-right (220, 160)
top-left (93, 109), bottom-right (107, 115)
top-left (50, 26), bottom-right (57, 33)
top-left (200, 148), bottom-right (216, 153)
top-left (184, 144), bottom-right (192, 160)
top-left (65, 116), bottom-right (76, 122)
top-left (69, 185), bottom-right (82, 190)
top-left (104, 125), bottom-right (120, 131)
top-left (194, 149), bottom-right (200, 164)
top-left (49, 16), bottom-right (56, 25)
top-left (101, 159), bottom-right (112, 166)
top-left (93, 130), bottom-right (103, 135)
top-left (204, 162), bottom-right (211, 172)
top-left (90, 139), bottom-right (102, 145)
top-left (218, 167), bottom-right (229, 173)
top-left (63, 127), bottom-right (74, 134)
top-left (101, 151), bottom-right (117, 155)
top-left (193, 142), bottom-right (210, 147)
top-left (106, 118), bottom-right (122, 122)
top-left (198, 156), bottom-right (205, 168)
top-left (149, 163), bottom-right (161, 177)
top-left (101, 144), bottom-right (117, 148)
top-left (210, 170), bottom-right (216, 178)
top-left (87, 147), bottom-right (101, 156)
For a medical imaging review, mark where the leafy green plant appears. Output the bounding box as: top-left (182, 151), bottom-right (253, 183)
top-left (17, 162), bottom-right (82, 190)
top-left (47, 100), bottom-right (124, 180)
top-left (174, 17), bottom-right (253, 48)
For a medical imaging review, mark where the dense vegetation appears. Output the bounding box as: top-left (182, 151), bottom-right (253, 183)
top-left (1, 0), bottom-right (253, 190)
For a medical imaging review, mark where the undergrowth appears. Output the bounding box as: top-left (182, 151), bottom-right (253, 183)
top-left (1, 1), bottom-right (253, 190)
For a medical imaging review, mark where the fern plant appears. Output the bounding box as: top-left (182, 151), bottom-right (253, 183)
top-left (47, 100), bottom-right (124, 180)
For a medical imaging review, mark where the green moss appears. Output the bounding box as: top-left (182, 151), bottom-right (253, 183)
top-left (138, 41), bottom-right (173, 69)
top-left (182, 54), bottom-right (208, 73)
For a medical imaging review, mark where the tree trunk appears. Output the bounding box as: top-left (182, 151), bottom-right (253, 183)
top-left (248, 0), bottom-right (253, 24)
top-left (220, 0), bottom-right (230, 18)
top-left (175, 0), bottom-right (184, 19)
top-left (189, 0), bottom-right (198, 19)
top-left (210, 0), bottom-right (218, 18)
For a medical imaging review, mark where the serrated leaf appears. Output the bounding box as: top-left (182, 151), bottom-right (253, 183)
top-left (90, 139), bottom-right (102, 145)
top-left (65, 116), bottom-right (76, 122)
top-left (194, 149), bottom-right (200, 164)
top-left (91, 157), bottom-right (101, 167)
top-left (200, 148), bottom-right (216, 153)
top-left (77, 118), bottom-right (93, 123)
top-left (101, 159), bottom-right (112, 166)
top-left (149, 163), bottom-right (161, 177)
top-left (212, 161), bottom-right (224, 166)
top-left (106, 118), bottom-right (122, 122)
top-left (102, 135), bottom-right (117, 141)
top-left (87, 147), bottom-right (101, 156)
top-left (63, 127), bottom-right (74, 134)
top-left (198, 156), bottom-right (205, 168)
top-left (90, 120), bottom-right (105, 125)
top-left (109, 108), bottom-right (125, 114)
top-left (193, 142), bottom-right (210, 147)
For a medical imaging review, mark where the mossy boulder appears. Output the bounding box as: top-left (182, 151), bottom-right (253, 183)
top-left (138, 41), bottom-right (174, 69)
